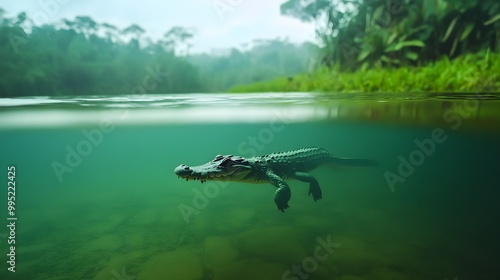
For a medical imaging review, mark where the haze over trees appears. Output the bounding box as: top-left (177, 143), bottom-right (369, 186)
top-left (1, 0), bottom-right (498, 97)
top-left (189, 40), bottom-right (316, 92)
top-left (0, 9), bottom-right (314, 97)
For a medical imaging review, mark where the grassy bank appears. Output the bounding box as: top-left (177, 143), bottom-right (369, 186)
top-left (229, 51), bottom-right (500, 93)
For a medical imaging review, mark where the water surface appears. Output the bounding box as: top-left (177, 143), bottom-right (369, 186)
top-left (0, 92), bottom-right (499, 280)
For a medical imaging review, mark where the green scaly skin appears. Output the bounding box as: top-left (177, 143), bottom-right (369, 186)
top-left (174, 147), bottom-right (377, 212)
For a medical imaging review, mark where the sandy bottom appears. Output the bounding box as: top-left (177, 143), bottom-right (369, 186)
top-left (9, 186), bottom-right (473, 280)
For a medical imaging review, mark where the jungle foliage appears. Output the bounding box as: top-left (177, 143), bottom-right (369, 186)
top-left (229, 50), bottom-right (500, 93)
top-left (280, 0), bottom-right (500, 70)
top-left (0, 9), bottom-right (312, 97)
top-left (230, 0), bottom-right (500, 93)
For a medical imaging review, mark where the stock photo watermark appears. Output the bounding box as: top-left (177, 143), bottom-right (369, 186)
top-left (178, 109), bottom-right (292, 224)
top-left (5, 166), bottom-right (17, 273)
top-left (178, 180), bottom-right (229, 224)
top-left (130, 65), bottom-right (169, 94)
top-left (385, 94), bottom-right (481, 192)
top-left (51, 120), bottom-right (115, 182)
top-left (9, 0), bottom-right (72, 53)
top-left (111, 266), bottom-right (135, 280)
top-left (282, 235), bottom-right (340, 280)
top-left (51, 65), bottom-right (168, 183)
top-left (237, 110), bottom-right (291, 157)
top-left (212, 0), bottom-right (244, 22)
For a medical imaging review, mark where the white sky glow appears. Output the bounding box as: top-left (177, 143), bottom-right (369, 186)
top-left (1, 0), bottom-right (317, 53)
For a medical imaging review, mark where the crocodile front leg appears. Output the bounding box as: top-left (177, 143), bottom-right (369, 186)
top-left (266, 170), bottom-right (291, 212)
top-left (294, 172), bottom-right (322, 201)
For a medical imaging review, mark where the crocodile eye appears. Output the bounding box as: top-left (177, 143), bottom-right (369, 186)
top-left (213, 155), bottom-right (224, 162)
top-left (219, 158), bottom-right (235, 168)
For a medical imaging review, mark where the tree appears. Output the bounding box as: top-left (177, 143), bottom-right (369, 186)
top-left (101, 23), bottom-right (120, 43)
top-left (74, 16), bottom-right (98, 37)
top-left (281, 0), bottom-right (500, 70)
top-left (163, 26), bottom-right (194, 55)
top-left (0, 10), bottom-right (204, 97)
top-left (122, 24), bottom-right (145, 40)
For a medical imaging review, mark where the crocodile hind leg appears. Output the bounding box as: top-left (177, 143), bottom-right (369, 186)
top-left (294, 172), bottom-right (322, 201)
top-left (266, 170), bottom-right (291, 212)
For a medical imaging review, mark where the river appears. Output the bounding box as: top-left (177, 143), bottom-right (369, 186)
top-left (0, 92), bottom-right (499, 280)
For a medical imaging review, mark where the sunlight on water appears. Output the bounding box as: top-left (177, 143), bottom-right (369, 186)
top-left (0, 106), bottom-right (332, 129)
top-left (1, 92), bottom-right (500, 130)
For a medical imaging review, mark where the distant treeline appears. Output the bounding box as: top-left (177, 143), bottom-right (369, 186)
top-left (0, 9), bottom-right (315, 97)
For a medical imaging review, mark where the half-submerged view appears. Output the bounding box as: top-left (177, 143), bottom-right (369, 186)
top-left (0, 1), bottom-right (499, 280)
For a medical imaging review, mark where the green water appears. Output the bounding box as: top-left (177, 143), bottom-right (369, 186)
top-left (0, 93), bottom-right (499, 280)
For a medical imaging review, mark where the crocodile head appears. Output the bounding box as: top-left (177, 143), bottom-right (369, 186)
top-left (174, 154), bottom-right (252, 183)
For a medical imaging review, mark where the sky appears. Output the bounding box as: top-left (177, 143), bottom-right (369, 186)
top-left (0, 0), bottom-right (317, 53)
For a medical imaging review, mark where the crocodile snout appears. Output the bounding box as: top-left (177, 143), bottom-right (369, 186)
top-left (174, 164), bottom-right (192, 177)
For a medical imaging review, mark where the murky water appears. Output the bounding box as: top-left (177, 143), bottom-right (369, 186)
top-left (0, 93), bottom-right (499, 280)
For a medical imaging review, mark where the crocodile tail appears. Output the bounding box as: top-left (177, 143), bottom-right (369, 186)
top-left (328, 157), bottom-right (379, 168)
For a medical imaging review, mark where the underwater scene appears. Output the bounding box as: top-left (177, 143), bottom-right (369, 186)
top-left (0, 93), bottom-right (499, 280)
top-left (2, 0), bottom-right (500, 278)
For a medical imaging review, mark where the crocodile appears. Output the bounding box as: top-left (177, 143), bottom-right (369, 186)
top-left (174, 147), bottom-right (377, 212)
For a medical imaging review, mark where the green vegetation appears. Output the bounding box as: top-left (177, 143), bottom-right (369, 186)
top-left (229, 51), bottom-right (500, 93)
top-left (189, 41), bottom-right (315, 92)
top-left (1, 0), bottom-right (499, 96)
top-left (0, 9), bottom-right (312, 97)
top-left (232, 0), bottom-right (500, 93)
top-left (0, 13), bottom-right (201, 96)
top-left (281, 0), bottom-right (499, 69)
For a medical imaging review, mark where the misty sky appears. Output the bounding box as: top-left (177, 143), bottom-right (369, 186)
top-left (1, 0), bottom-right (316, 53)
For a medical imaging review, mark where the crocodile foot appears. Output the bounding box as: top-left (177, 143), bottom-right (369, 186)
top-left (308, 180), bottom-right (322, 201)
top-left (274, 186), bottom-right (291, 212)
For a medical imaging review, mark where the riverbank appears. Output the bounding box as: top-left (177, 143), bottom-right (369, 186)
top-left (229, 51), bottom-right (500, 93)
